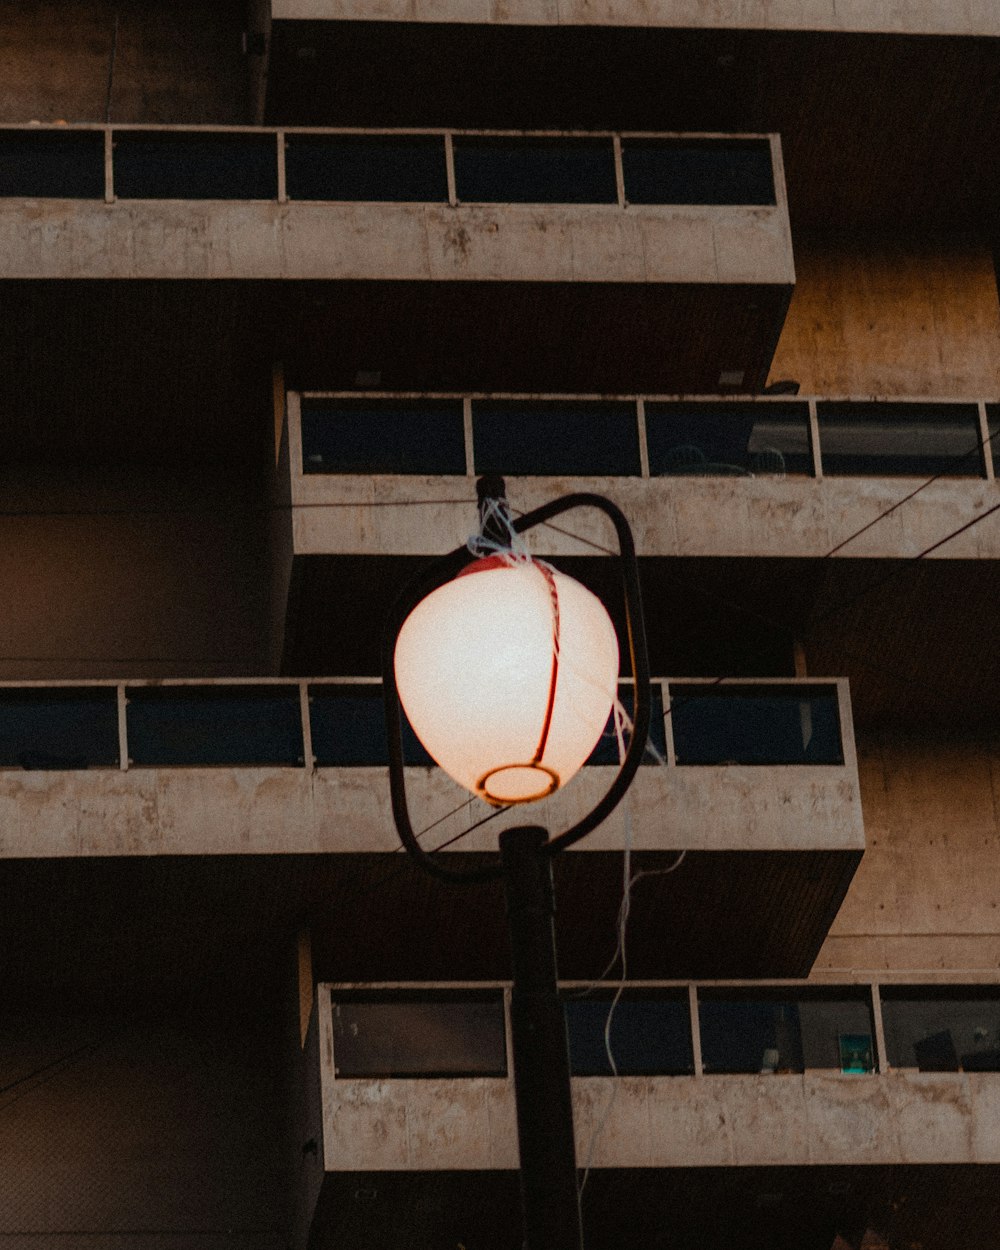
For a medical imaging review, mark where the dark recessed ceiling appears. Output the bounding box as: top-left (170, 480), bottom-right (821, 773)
top-left (0, 845), bottom-right (856, 1007)
top-left (311, 1163), bottom-right (1000, 1250)
top-left (284, 552), bottom-right (1000, 734)
top-left (282, 554), bottom-right (803, 679)
top-left (266, 24), bottom-right (1000, 232)
top-left (0, 278), bottom-right (788, 466)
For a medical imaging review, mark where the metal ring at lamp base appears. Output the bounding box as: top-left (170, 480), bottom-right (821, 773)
top-left (476, 763), bottom-right (560, 807)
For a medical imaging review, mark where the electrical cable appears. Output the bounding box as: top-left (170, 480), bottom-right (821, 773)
top-left (516, 477), bottom-right (1000, 725)
top-left (0, 1036), bottom-right (111, 1116)
top-left (0, 1039), bottom-right (103, 1100)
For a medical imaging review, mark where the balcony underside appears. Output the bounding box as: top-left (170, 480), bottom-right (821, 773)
top-left (0, 279), bottom-right (789, 417)
top-left (0, 846), bottom-right (859, 1005)
top-left (308, 1163), bottom-right (1000, 1250)
top-left (265, 25), bottom-right (1000, 232)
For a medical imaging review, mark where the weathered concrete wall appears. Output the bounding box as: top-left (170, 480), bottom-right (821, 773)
top-left (0, 743), bottom-right (862, 857)
top-left (0, 469), bottom-right (270, 680)
top-left (816, 739), bottom-right (1000, 975)
top-left (271, 0), bottom-right (1000, 35)
top-left (289, 470), bottom-right (1000, 561)
top-left (0, 1010), bottom-right (289, 1250)
top-left (0, 1), bottom-right (253, 125)
top-left (0, 196), bottom-right (794, 285)
top-left (769, 239), bottom-right (1000, 398)
top-left (320, 1070), bottom-right (1000, 1171)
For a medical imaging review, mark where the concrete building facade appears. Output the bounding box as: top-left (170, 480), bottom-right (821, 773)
top-left (0, 3), bottom-right (997, 1248)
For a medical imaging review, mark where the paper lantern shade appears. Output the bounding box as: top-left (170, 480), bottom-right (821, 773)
top-left (394, 557), bottom-right (619, 805)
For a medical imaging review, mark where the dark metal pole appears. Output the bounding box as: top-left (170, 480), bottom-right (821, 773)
top-left (500, 825), bottom-right (584, 1250)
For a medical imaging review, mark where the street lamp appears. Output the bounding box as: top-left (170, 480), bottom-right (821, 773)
top-left (394, 552), bottom-right (620, 805)
top-left (382, 477), bottom-right (650, 1250)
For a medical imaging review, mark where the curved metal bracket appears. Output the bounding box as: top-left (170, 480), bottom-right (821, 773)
top-left (381, 492), bottom-right (651, 883)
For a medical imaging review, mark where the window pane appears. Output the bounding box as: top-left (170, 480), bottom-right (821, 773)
top-left (646, 402), bottom-right (812, 476)
top-left (587, 683), bottom-right (667, 765)
top-left (308, 684), bottom-right (432, 766)
top-left (881, 987), bottom-right (1000, 1072)
top-left (332, 995), bottom-right (507, 1078)
top-left (453, 137), bottom-right (616, 204)
top-left (0, 131), bottom-right (105, 198)
top-left (699, 994), bottom-right (803, 1074)
top-left (301, 398), bottom-right (466, 475)
top-left (622, 139), bottom-right (775, 206)
top-left (817, 402), bottom-right (984, 477)
top-left (699, 988), bottom-right (874, 1074)
top-left (473, 399), bottom-right (641, 476)
top-left (0, 688), bottom-right (119, 769)
top-left (285, 134), bottom-right (447, 202)
top-left (114, 132), bottom-right (277, 200)
top-left (565, 993), bottom-right (693, 1075)
top-left (987, 404), bottom-right (999, 478)
top-left (127, 686), bottom-right (303, 766)
top-left (669, 684), bottom-right (843, 765)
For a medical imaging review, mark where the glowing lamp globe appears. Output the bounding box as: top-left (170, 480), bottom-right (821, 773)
top-left (394, 557), bottom-right (619, 806)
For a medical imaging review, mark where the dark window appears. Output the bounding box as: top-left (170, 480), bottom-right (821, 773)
top-left (285, 133), bottom-right (447, 202)
top-left (698, 987), bottom-right (874, 1074)
top-left (646, 401), bottom-right (812, 477)
top-left (565, 992), bottom-right (693, 1075)
top-left (0, 130), bottom-right (105, 198)
top-left (622, 139), bottom-right (775, 205)
top-left (308, 683), bottom-right (432, 766)
top-left (113, 131), bottom-right (277, 200)
top-left (331, 993), bottom-right (507, 1078)
top-left (817, 402), bottom-right (984, 477)
top-left (473, 399), bottom-right (641, 477)
top-left (880, 986), bottom-right (1000, 1072)
top-left (453, 136), bottom-right (617, 204)
top-left (669, 683), bottom-right (843, 765)
top-left (987, 404), bottom-right (999, 478)
top-left (0, 688), bottom-right (119, 769)
top-left (126, 685), bottom-right (303, 766)
top-left (301, 398), bottom-right (466, 475)
top-left (587, 683), bottom-right (667, 765)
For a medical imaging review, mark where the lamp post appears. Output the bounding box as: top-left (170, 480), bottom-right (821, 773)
top-left (382, 478), bottom-right (650, 1250)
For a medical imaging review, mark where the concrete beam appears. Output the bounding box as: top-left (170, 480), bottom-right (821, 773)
top-left (271, 0), bottom-right (1000, 35)
top-left (0, 748), bottom-right (862, 858)
top-left (0, 197), bottom-right (793, 285)
top-left (320, 1070), bottom-right (1000, 1172)
top-left (289, 471), bottom-right (1000, 561)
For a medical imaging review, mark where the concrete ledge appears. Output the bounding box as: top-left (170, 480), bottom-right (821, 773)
top-left (0, 752), bottom-right (862, 858)
top-left (270, 0), bottom-right (1000, 34)
top-left (290, 473), bottom-right (1000, 560)
top-left (272, 0), bottom-right (1000, 35)
top-left (0, 199), bottom-right (793, 285)
top-left (321, 1071), bottom-right (1000, 1172)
